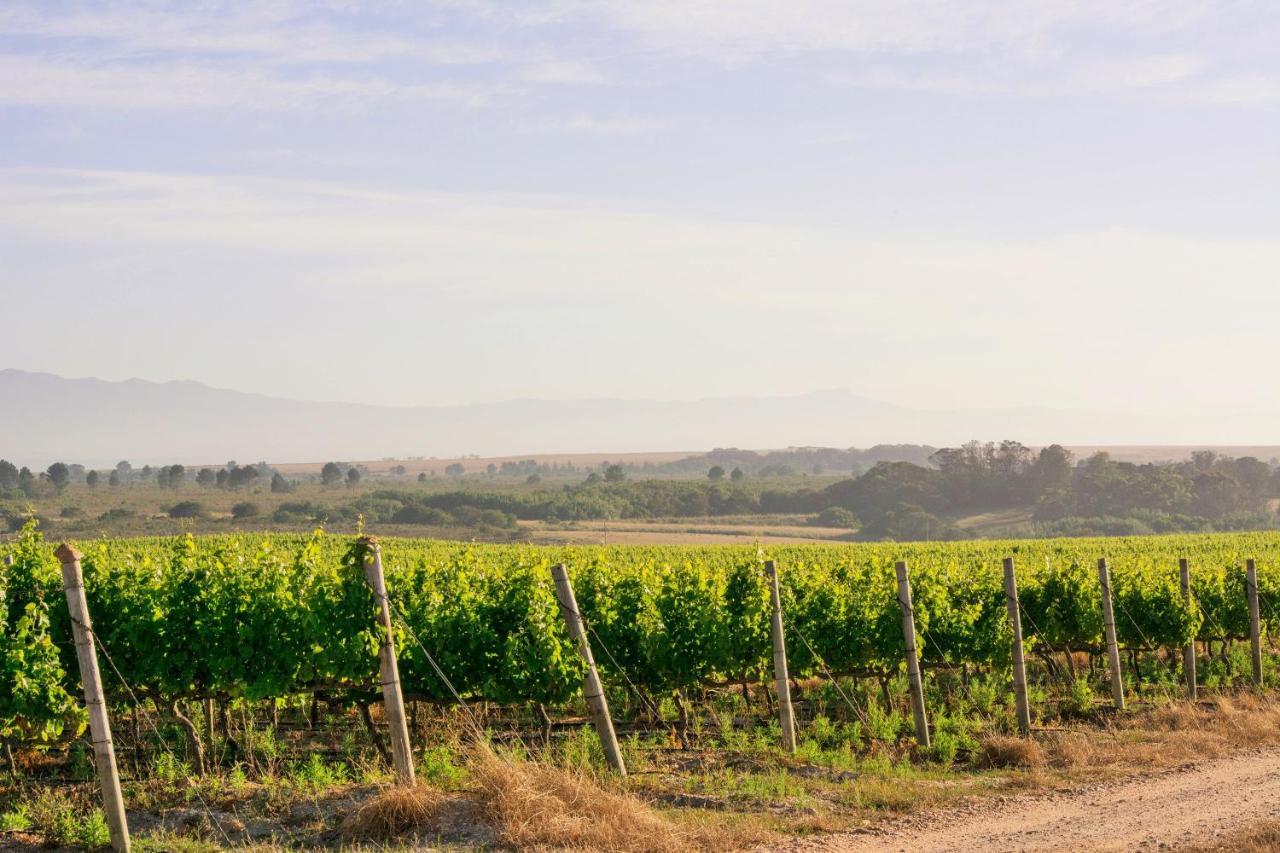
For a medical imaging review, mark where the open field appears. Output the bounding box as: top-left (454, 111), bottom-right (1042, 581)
top-left (523, 517), bottom-right (854, 545)
top-left (231, 446), bottom-right (1280, 476)
top-left (271, 450), bottom-right (699, 477)
top-left (1065, 446), bottom-right (1280, 465)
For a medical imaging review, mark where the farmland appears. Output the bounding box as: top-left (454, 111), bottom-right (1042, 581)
top-left (6, 525), bottom-right (1280, 849)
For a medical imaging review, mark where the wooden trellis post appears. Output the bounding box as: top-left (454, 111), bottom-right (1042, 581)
top-left (57, 544), bottom-right (131, 853)
top-left (1097, 558), bottom-right (1125, 711)
top-left (551, 564), bottom-right (627, 776)
top-left (1247, 558), bottom-right (1263, 686)
top-left (357, 537), bottom-right (416, 786)
top-left (1179, 558), bottom-right (1197, 701)
top-left (764, 560), bottom-right (797, 753)
top-left (1003, 558), bottom-right (1031, 735)
top-left (894, 561), bottom-right (930, 748)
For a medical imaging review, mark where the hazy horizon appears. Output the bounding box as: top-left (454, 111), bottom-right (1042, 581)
top-left (4, 3), bottom-right (1280, 435)
top-left (7, 368), bottom-right (1280, 469)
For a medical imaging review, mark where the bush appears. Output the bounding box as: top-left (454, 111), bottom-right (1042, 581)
top-left (348, 496), bottom-right (402, 523)
top-left (167, 500), bottom-right (205, 519)
top-left (813, 507), bottom-right (857, 528)
top-left (272, 501), bottom-right (327, 524)
top-left (231, 501), bottom-right (259, 519)
top-left (451, 505), bottom-right (483, 526)
top-left (4, 512), bottom-right (40, 533)
top-left (391, 505), bottom-right (453, 526)
top-left (98, 508), bottom-right (136, 523)
top-left (479, 508), bottom-right (517, 529)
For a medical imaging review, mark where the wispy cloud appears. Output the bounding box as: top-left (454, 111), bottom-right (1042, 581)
top-left (533, 0), bottom-right (1214, 62)
top-left (4, 167), bottom-right (1278, 317)
top-left (0, 1), bottom-right (603, 114)
top-left (0, 2), bottom-right (416, 65)
top-left (0, 54), bottom-right (513, 111)
top-left (2, 0), bottom-right (1274, 117)
top-left (7, 165), bottom-right (1280, 415)
top-left (519, 112), bottom-right (663, 135)
top-left (827, 52), bottom-right (1209, 99)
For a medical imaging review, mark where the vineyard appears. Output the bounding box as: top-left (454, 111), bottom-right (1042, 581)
top-left (5, 522), bottom-right (1280, 848)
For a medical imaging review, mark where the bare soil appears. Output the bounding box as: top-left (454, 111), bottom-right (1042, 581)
top-left (524, 519), bottom-right (852, 545)
top-left (774, 748), bottom-right (1280, 852)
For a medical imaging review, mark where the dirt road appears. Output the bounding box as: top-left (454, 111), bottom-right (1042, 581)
top-left (777, 749), bottom-right (1280, 852)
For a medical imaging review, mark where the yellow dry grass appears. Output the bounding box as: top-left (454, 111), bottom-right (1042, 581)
top-left (1042, 693), bottom-right (1280, 773)
top-left (340, 784), bottom-right (444, 842)
top-left (469, 745), bottom-right (697, 852)
top-left (1176, 820), bottom-right (1280, 852)
top-left (975, 734), bottom-right (1045, 769)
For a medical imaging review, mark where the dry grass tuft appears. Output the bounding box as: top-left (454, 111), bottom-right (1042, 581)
top-left (1046, 731), bottom-right (1097, 768)
top-left (469, 744), bottom-right (695, 852)
top-left (1176, 819), bottom-right (1280, 852)
top-left (974, 735), bottom-right (1044, 769)
top-left (1150, 703), bottom-right (1203, 732)
top-left (1033, 695), bottom-right (1280, 777)
top-left (340, 784), bottom-right (444, 842)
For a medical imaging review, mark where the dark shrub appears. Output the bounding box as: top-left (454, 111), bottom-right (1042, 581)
top-left (168, 500), bottom-right (204, 519)
top-left (391, 505), bottom-right (453, 526)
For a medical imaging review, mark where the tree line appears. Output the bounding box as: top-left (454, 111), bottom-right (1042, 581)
top-left (354, 442), bottom-right (1280, 538)
top-left (6, 442), bottom-right (1280, 540)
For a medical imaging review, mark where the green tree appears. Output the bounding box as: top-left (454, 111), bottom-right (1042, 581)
top-left (17, 468), bottom-right (36, 497)
top-left (604, 464), bottom-right (626, 482)
top-left (270, 472), bottom-right (290, 493)
top-left (196, 467), bottom-right (216, 487)
top-left (85, 470), bottom-right (99, 488)
top-left (346, 467), bottom-right (361, 487)
top-left (320, 462), bottom-right (343, 486)
top-left (707, 465), bottom-right (725, 481)
top-left (45, 462), bottom-right (70, 493)
top-left (0, 459), bottom-right (17, 490)
top-left (730, 467), bottom-right (744, 481)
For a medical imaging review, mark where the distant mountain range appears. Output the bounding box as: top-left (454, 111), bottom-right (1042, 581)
top-left (2, 369), bottom-right (1277, 468)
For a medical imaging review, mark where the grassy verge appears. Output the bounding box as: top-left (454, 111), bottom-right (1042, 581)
top-left (8, 688), bottom-right (1280, 851)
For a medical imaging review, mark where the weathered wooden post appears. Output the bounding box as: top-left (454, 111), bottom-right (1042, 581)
top-left (1097, 558), bottom-right (1125, 711)
top-left (56, 544), bottom-right (131, 853)
top-left (551, 564), bottom-right (627, 775)
top-left (1003, 558), bottom-right (1032, 735)
top-left (1179, 558), bottom-right (1197, 701)
top-left (764, 560), bottom-right (797, 753)
top-left (1247, 559), bottom-right (1263, 686)
top-left (203, 698), bottom-right (215, 759)
top-left (894, 561), bottom-right (930, 748)
top-left (357, 537), bottom-right (415, 785)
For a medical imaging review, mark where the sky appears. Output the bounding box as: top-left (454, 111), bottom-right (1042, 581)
top-left (2, 1), bottom-right (1279, 423)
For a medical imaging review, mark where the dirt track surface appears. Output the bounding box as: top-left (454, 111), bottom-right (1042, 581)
top-left (775, 749), bottom-right (1280, 852)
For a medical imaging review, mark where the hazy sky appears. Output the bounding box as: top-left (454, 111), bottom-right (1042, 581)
top-left (2, 1), bottom-right (1279, 419)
